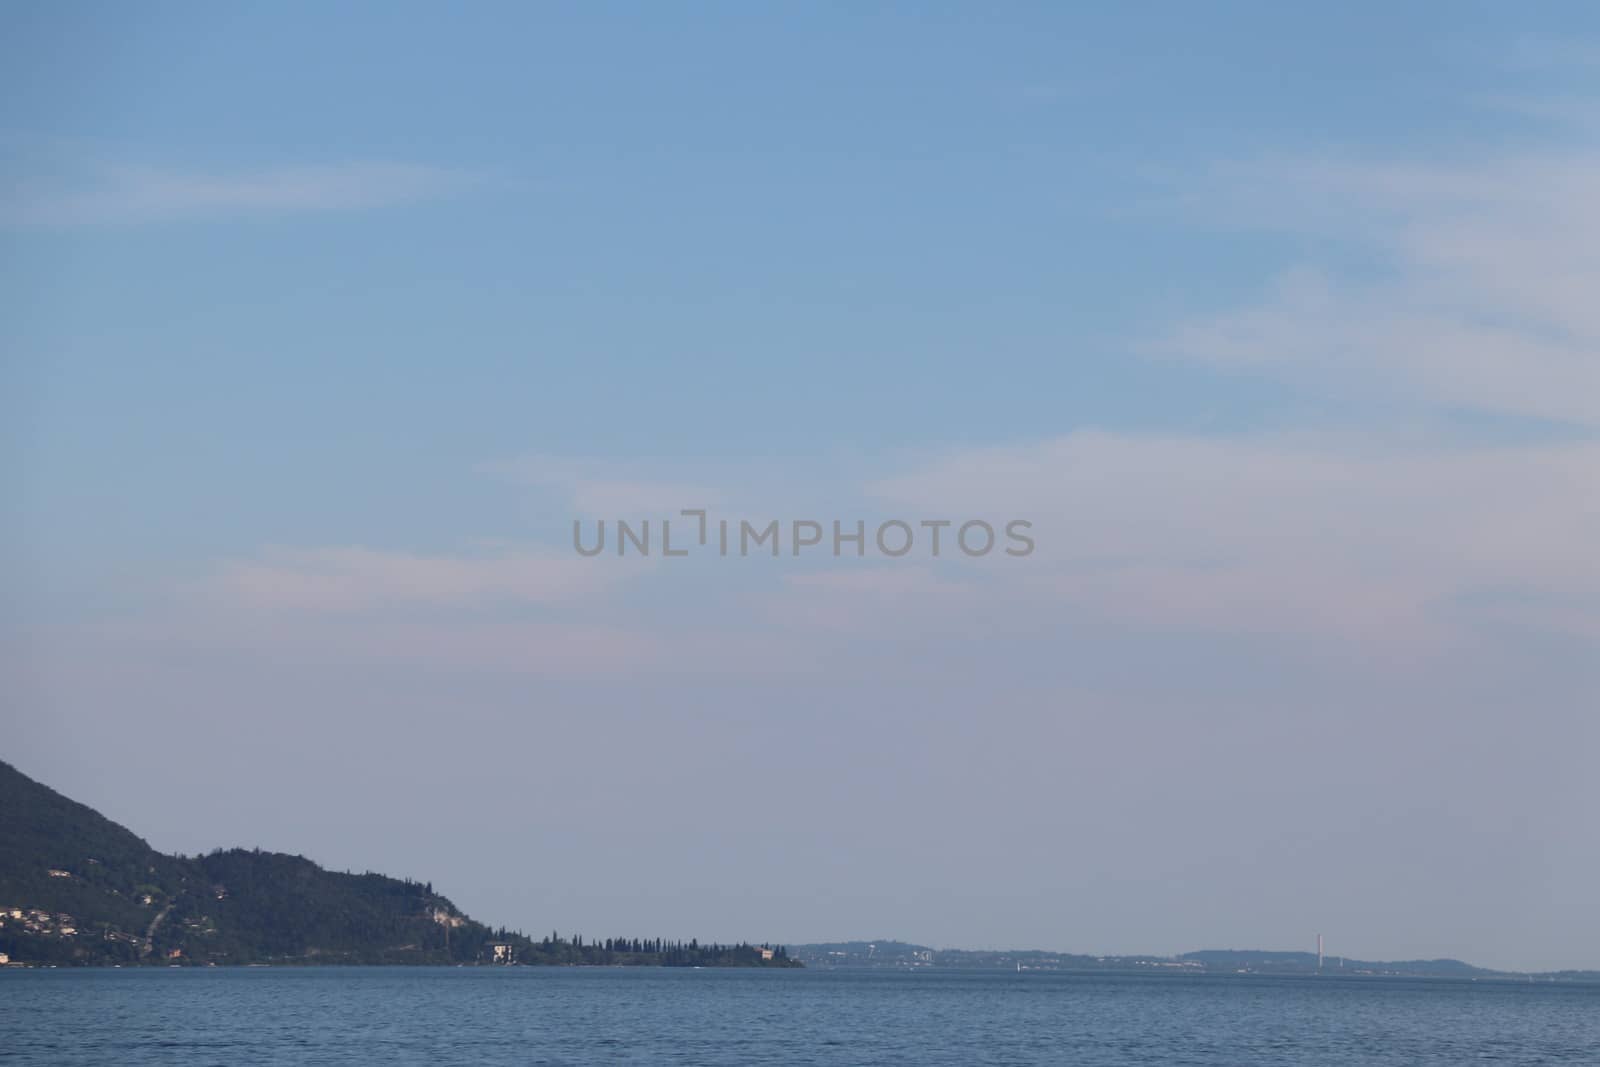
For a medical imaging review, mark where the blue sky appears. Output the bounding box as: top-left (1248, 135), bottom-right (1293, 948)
top-left (4, 3), bottom-right (1599, 970)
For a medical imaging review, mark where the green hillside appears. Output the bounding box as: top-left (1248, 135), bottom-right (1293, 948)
top-left (0, 757), bottom-right (190, 947)
top-left (0, 759), bottom-right (796, 968)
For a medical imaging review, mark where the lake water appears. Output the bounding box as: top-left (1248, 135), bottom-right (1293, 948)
top-left (2, 967), bottom-right (1597, 1065)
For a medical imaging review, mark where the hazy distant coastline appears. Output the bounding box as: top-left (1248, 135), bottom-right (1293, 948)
top-left (790, 941), bottom-right (1600, 983)
top-left (5, 756), bottom-right (1589, 980)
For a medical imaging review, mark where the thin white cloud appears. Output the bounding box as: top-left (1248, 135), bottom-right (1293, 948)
top-left (211, 423), bottom-right (1600, 656)
top-left (1154, 149), bottom-right (1600, 425)
top-left (868, 430), bottom-right (1600, 648)
top-left (0, 160), bottom-right (474, 226)
top-left (1504, 36), bottom-right (1600, 72)
top-left (205, 544), bottom-right (637, 614)
top-left (40, 425), bottom-right (1593, 691)
top-left (485, 453), bottom-right (725, 517)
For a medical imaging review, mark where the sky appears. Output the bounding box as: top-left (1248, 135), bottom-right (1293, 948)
top-left (3, 3), bottom-right (1598, 972)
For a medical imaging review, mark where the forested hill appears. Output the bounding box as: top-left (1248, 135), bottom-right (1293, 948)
top-left (0, 760), bottom-right (797, 968)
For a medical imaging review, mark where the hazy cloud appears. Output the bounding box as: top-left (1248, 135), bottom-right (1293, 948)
top-left (484, 454), bottom-right (725, 518)
top-left (1156, 150), bottom-right (1600, 425)
top-left (0, 160), bottom-right (474, 226)
top-left (869, 431), bottom-right (1600, 648)
top-left (206, 544), bottom-right (635, 614)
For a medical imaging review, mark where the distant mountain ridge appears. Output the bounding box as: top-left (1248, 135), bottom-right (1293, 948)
top-left (0, 759), bottom-right (796, 968)
top-left (790, 941), bottom-right (1599, 981)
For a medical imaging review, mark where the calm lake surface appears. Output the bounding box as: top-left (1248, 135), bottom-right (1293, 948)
top-left (2, 967), bottom-right (1597, 1065)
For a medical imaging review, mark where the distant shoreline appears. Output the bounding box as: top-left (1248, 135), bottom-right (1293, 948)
top-left (786, 941), bottom-right (1600, 983)
top-left (5, 964), bottom-right (1598, 988)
